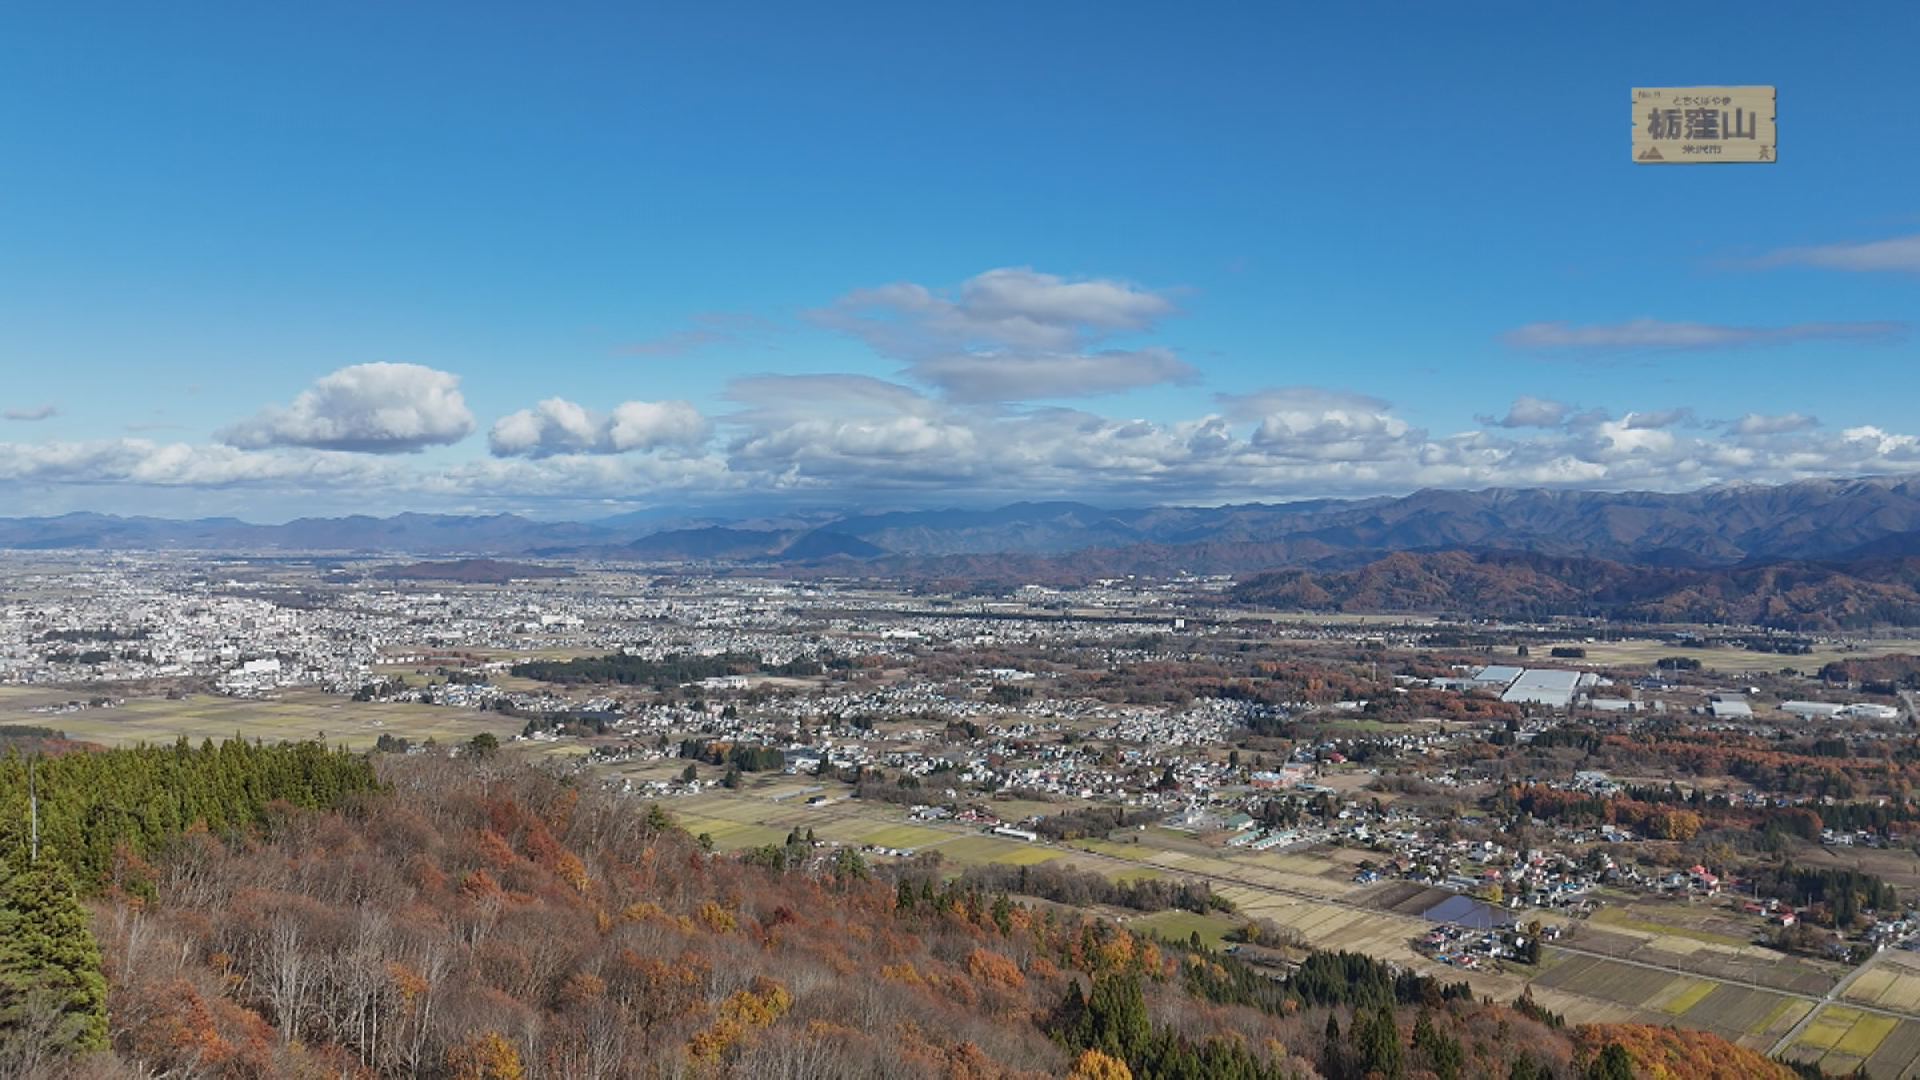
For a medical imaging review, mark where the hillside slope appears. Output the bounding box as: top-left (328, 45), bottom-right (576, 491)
top-left (0, 746), bottom-right (1811, 1078)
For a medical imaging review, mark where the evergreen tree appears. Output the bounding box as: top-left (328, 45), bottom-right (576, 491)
top-left (1412, 1009), bottom-right (1463, 1080)
top-left (1354, 1001), bottom-right (1405, 1080)
top-left (1586, 1042), bottom-right (1635, 1080)
top-left (1320, 1012), bottom-right (1349, 1080)
top-left (1085, 974), bottom-right (1151, 1063)
top-left (0, 857), bottom-right (108, 1056)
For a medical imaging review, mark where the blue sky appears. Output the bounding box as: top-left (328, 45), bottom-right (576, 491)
top-left (2, 2), bottom-right (1916, 520)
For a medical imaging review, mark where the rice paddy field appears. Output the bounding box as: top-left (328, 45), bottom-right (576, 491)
top-left (0, 685), bottom-right (520, 750)
top-left (1536, 637), bottom-right (1920, 676)
top-left (1531, 953), bottom-right (1813, 1049)
top-left (23, 679), bottom-right (1920, 1065)
top-left (1587, 904), bottom-right (1752, 948)
top-left (1782, 1005), bottom-right (1920, 1078)
top-left (1561, 913), bottom-right (1842, 997)
top-left (1844, 958), bottom-right (1920, 1013)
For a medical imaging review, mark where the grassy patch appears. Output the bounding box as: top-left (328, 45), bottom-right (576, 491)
top-left (1588, 906), bottom-right (1748, 947)
top-left (1752, 997), bottom-right (1811, 1036)
top-left (1657, 980), bottom-right (1719, 1016)
top-left (1797, 1006), bottom-right (1864, 1052)
top-left (935, 835), bottom-right (1064, 867)
top-left (1131, 910), bottom-right (1239, 951)
top-left (1075, 839), bottom-right (1150, 860)
top-left (1835, 1013), bottom-right (1899, 1057)
top-left (850, 824), bottom-right (951, 849)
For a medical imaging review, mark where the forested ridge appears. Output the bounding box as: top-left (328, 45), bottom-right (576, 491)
top-left (1, 742), bottom-right (1810, 1078)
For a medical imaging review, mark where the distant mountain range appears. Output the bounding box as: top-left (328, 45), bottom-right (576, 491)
top-left (8, 474), bottom-right (1920, 565)
top-left (1231, 549), bottom-right (1920, 631)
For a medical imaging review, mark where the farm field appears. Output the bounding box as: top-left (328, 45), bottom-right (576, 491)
top-left (1533, 953), bottom-right (1813, 1048)
top-left (1783, 1005), bottom-right (1912, 1077)
top-left (1536, 637), bottom-right (1920, 675)
top-left (1859, 1018), bottom-right (1920, 1080)
top-left (1564, 922), bottom-right (1841, 996)
top-left (1844, 956), bottom-right (1920, 1013)
top-left (1071, 838), bottom-right (1153, 860)
top-left (1587, 903), bottom-right (1752, 948)
top-left (0, 686), bottom-right (517, 750)
top-left (1129, 909), bottom-right (1240, 951)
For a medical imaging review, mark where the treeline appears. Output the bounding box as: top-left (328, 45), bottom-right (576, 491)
top-left (0, 738), bottom-right (380, 891)
top-left (677, 738), bottom-right (786, 772)
top-left (0, 739), bottom-right (378, 1067)
top-left (1047, 972), bottom-right (1294, 1080)
top-left (2, 744), bottom-right (1814, 1078)
top-left (1501, 785), bottom-right (1705, 841)
top-left (1522, 726), bottom-right (1916, 801)
top-left (509, 651), bottom-right (822, 687)
top-left (1818, 654), bottom-right (1920, 689)
top-left (1177, 944), bottom-right (1472, 1018)
top-left (1031, 805), bottom-right (1161, 841)
top-left (1050, 947), bottom-right (1498, 1080)
top-left (510, 651), bottom-right (758, 686)
top-left (1746, 864), bottom-right (1898, 928)
top-left (955, 862), bottom-right (1232, 914)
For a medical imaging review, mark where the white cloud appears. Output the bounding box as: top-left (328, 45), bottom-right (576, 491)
top-left (487, 397), bottom-right (711, 458)
top-left (1479, 396), bottom-right (1571, 428)
top-left (706, 376), bottom-right (1920, 502)
top-left (910, 347), bottom-right (1196, 402)
top-left (221, 363), bottom-right (475, 453)
top-left (1755, 233), bottom-right (1920, 273)
top-left (9, 381), bottom-right (1920, 512)
top-left (1733, 412), bottom-right (1819, 436)
top-left (1216, 387), bottom-right (1392, 422)
top-left (811, 267), bottom-right (1190, 401)
top-left (1620, 408), bottom-right (1696, 430)
top-left (3, 404), bottom-right (57, 422)
top-left (0, 439), bottom-right (391, 487)
top-left (1504, 318), bottom-right (1905, 353)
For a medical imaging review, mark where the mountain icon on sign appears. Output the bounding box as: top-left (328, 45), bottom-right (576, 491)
top-left (1637, 146), bottom-right (1664, 161)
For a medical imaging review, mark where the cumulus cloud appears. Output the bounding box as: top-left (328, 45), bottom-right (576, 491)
top-left (722, 375), bottom-right (980, 483)
top-left (811, 267), bottom-right (1191, 401)
top-left (489, 398), bottom-right (710, 457)
top-left (0, 439), bottom-right (393, 487)
top-left (221, 363), bottom-right (475, 453)
top-left (10, 388), bottom-right (1920, 511)
top-left (3, 404), bottom-right (57, 422)
top-left (701, 372), bottom-right (1920, 503)
top-left (1753, 233), bottom-right (1920, 273)
top-left (1479, 396), bottom-right (1571, 429)
top-left (1504, 318), bottom-right (1905, 353)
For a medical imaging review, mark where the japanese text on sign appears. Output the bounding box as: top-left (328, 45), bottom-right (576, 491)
top-left (1631, 86), bottom-right (1776, 164)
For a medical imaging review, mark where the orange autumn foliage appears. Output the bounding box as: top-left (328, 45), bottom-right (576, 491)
top-left (1576, 1023), bottom-right (1798, 1080)
top-left (966, 948), bottom-right (1026, 991)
